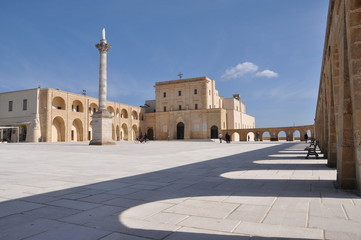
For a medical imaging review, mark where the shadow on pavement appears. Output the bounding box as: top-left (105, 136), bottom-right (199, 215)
top-left (0, 142), bottom-right (356, 240)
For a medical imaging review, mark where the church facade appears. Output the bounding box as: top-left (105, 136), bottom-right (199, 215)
top-left (0, 76), bottom-right (255, 142)
top-left (142, 76), bottom-right (255, 140)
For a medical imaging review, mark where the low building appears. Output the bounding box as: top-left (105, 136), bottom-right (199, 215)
top-left (0, 76), bottom-right (255, 142)
top-left (0, 88), bottom-right (142, 142)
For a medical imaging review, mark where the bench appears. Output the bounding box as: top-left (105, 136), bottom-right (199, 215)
top-left (305, 140), bottom-right (319, 159)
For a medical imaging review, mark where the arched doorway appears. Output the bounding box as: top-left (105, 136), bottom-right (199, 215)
top-left (121, 123), bottom-right (128, 141)
top-left (52, 117), bottom-right (65, 142)
top-left (132, 125), bottom-right (139, 141)
top-left (116, 125), bottom-right (120, 141)
top-left (71, 119), bottom-right (83, 141)
top-left (232, 132), bottom-right (240, 141)
top-left (247, 132), bottom-right (255, 141)
top-left (210, 125), bottom-right (218, 139)
top-left (147, 128), bottom-right (154, 140)
top-left (294, 130), bottom-right (301, 141)
top-left (262, 132), bottom-right (270, 141)
top-left (112, 124), bottom-right (115, 140)
top-left (177, 122), bottom-right (184, 139)
top-left (278, 131), bottom-right (286, 141)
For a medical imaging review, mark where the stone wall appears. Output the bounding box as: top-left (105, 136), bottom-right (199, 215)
top-left (37, 88), bottom-right (142, 142)
top-left (315, 0), bottom-right (361, 192)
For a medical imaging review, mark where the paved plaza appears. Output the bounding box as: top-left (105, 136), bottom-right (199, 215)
top-left (0, 141), bottom-right (360, 240)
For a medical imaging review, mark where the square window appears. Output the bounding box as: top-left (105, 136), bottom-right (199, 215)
top-left (178, 105), bottom-right (182, 110)
top-left (178, 91), bottom-right (182, 96)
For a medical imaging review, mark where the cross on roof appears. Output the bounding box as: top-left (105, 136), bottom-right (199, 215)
top-left (177, 72), bottom-right (183, 79)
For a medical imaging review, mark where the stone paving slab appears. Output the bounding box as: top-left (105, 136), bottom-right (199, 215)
top-left (0, 215), bottom-right (66, 240)
top-left (0, 200), bottom-right (44, 217)
top-left (164, 227), bottom-right (249, 240)
top-left (0, 141), bottom-right (360, 239)
top-left (226, 204), bottom-right (269, 222)
top-left (23, 223), bottom-right (110, 240)
top-left (263, 209), bottom-right (307, 228)
top-left (59, 205), bottom-right (125, 225)
top-left (47, 199), bottom-right (101, 210)
top-left (99, 232), bottom-right (152, 240)
top-left (233, 221), bottom-right (323, 239)
top-left (177, 215), bottom-right (240, 232)
top-left (163, 199), bottom-right (239, 218)
top-left (24, 205), bottom-right (82, 220)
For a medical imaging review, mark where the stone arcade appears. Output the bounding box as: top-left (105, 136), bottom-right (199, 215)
top-left (315, 0), bottom-right (361, 192)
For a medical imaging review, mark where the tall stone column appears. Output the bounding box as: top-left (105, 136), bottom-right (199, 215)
top-left (89, 28), bottom-right (115, 145)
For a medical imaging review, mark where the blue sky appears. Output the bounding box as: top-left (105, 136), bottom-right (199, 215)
top-left (0, 0), bottom-right (329, 128)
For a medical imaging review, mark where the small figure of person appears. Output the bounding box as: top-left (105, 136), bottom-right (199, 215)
top-left (304, 133), bottom-right (308, 143)
top-left (225, 132), bottom-right (231, 143)
top-left (144, 133), bottom-right (148, 143)
top-left (138, 134), bottom-right (144, 143)
top-left (218, 133), bottom-right (223, 143)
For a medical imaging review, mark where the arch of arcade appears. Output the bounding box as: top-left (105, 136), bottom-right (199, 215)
top-left (222, 125), bottom-right (314, 142)
top-left (315, 0), bottom-right (361, 192)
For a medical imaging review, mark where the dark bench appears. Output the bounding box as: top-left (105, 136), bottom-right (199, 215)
top-left (305, 140), bottom-right (319, 159)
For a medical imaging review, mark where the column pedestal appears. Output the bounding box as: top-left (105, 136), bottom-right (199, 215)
top-left (89, 109), bottom-right (115, 145)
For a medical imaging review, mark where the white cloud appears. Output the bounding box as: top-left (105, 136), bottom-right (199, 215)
top-left (221, 62), bottom-right (279, 81)
top-left (255, 70), bottom-right (279, 78)
top-left (221, 62), bottom-right (258, 80)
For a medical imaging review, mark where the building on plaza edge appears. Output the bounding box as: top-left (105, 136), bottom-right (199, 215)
top-left (143, 76), bottom-right (255, 140)
top-left (0, 76), bottom-right (255, 142)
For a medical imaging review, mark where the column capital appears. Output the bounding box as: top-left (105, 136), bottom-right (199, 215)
top-left (95, 41), bottom-right (112, 53)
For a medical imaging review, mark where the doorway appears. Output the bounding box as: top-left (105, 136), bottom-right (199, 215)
top-left (147, 128), bottom-right (154, 140)
top-left (210, 125), bottom-right (218, 139)
top-left (177, 122), bottom-right (184, 139)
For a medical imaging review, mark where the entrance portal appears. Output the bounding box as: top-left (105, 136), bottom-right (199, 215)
top-left (177, 122), bottom-right (184, 139)
top-left (210, 125), bottom-right (218, 139)
top-left (147, 128), bottom-right (154, 140)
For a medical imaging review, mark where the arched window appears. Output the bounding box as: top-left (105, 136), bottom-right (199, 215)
top-left (52, 97), bottom-right (66, 110)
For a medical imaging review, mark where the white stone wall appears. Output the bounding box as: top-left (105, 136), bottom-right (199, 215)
top-left (0, 89), bottom-right (38, 118)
